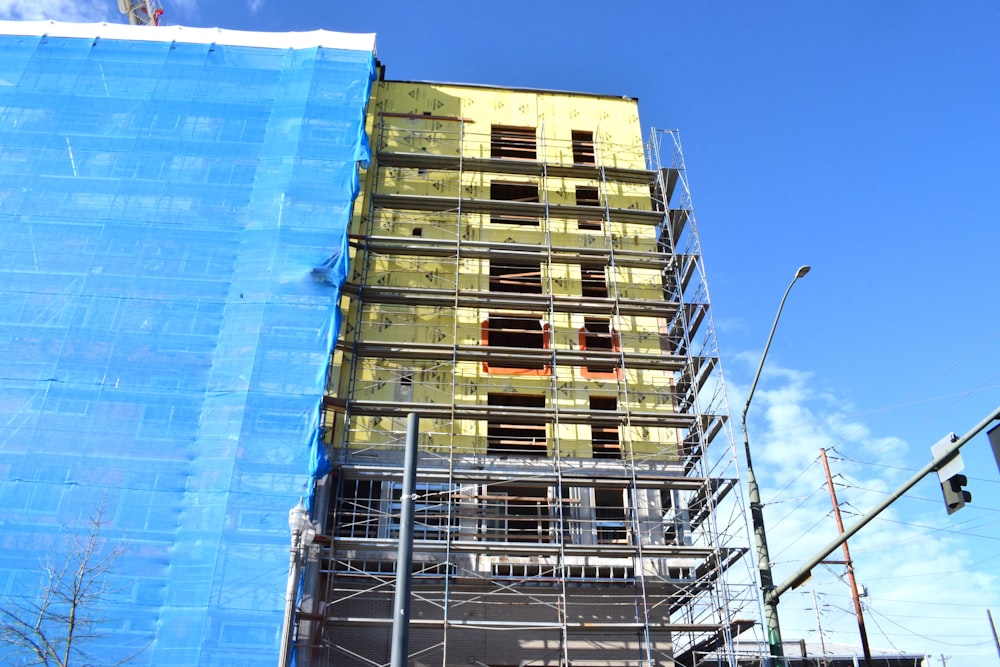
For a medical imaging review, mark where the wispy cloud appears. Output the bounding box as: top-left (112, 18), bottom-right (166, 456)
top-left (0, 0), bottom-right (110, 21)
top-left (730, 356), bottom-right (998, 665)
top-left (247, 0), bottom-right (264, 15)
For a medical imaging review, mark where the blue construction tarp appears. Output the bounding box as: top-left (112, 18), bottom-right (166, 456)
top-left (0, 24), bottom-right (375, 666)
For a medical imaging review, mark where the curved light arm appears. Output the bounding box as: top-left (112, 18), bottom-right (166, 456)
top-left (741, 265), bottom-right (811, 429)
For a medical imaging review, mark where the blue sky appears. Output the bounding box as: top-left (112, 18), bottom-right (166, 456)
top-left (2, 1), bottom-right (998, 664)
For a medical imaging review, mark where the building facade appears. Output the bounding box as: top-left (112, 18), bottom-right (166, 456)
top-left (0, 22), bottom-right (374, 666)
top-left (310, 79), bottom-right (753, 666)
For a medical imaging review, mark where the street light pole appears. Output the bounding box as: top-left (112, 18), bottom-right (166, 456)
top-left (741, 265), bottom-right (810, 667)
top-left (279, 499), bottom-right (316, 667)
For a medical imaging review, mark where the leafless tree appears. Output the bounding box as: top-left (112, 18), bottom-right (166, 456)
top-left (0, 502), bottom-right (142, 666)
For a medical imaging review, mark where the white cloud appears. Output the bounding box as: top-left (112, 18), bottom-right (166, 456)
top-left (0, 0), bottom-right (110, 21)
top-left (247, 0), bottom-right (264, 15)
top-left (729, 356), bottom-right (999, 666)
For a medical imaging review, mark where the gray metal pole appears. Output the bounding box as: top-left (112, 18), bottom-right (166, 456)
top-left (742, 265), bottom-right (809, 667)
top-left (771, 405), bottom-right (1000, 602)
top-left (279, 532), bottom-right (303, 667)
top-left (391, 413), bottom-right (419, 667)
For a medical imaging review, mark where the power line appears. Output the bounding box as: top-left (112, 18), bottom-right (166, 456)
top-left (865, 605), bottom-right (996, 648)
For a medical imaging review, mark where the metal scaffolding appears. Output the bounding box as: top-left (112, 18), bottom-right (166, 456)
top-left (309, 93), bottom-right (757, 666)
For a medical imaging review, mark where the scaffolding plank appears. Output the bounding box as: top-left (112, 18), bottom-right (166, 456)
top-left (377, 150), bottom-right (657, 185)
top-left (341, 341), bottom-right (688, 372)
top-left (371, 193), bottom-right (664, 224)
top-left (351, 234), bottom-right (677, 270)
top-left (341, 400), bottom-right (697, 428)
top-left (342, 284), bottom-right (678, 317)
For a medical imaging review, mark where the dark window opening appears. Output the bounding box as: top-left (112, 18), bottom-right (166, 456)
top-left (594, 488), bottom-right (628, 544)
top-left (490, 259), bottom-right (542, 294)
top-left (590, 396), bottom-right (621, 459)
top-left (334, 479), bottom-right (380, 538)
top-left (576, 186), bottom-right (602, 230)
top-left (487, 393), bottom-right (547, 456)
top-left (572, 130), bottom-right (595, 165)
top-left (580, 264), bottom-right (608, 298)
top-left (580, 317), bottom-right (621, 377)
top-left (491, 181), bottom-right (540, 225)
top-left (390, 483), bottom-right (457, 540)
top-left (661, 489), bottom-right (681, 545)
top-left (483, 485), bottom-right (551, 542)
top-left (491, 125), bottom-right (537, 160)
top-left (483, 315), bottom-right (549, 375)
top-left (560, 485), bottom-right (578, 542)
top-left (395, 369), bottom-right (414, 402)
top-left (412, 227), bottom-right (422, 236)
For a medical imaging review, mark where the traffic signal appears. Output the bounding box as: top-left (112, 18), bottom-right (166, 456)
top-left (941, 474), bottom-right (971, 514)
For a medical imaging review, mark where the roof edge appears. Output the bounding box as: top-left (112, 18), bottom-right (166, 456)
top-left (383, 79), bottom-right (638, 103)
top-left (0, 20), bottom-right (375, 52)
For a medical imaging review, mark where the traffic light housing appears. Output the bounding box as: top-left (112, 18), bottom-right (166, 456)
top-left (941, 474), bottom-right (971, 514)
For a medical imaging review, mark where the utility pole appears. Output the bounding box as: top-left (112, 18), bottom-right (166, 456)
top-left (811, 589), bottom-right (829, 667)
top-left (819, 448), bottom-right (873, 667)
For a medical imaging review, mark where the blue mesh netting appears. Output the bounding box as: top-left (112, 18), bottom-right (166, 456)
top-left (0, 29), bottom-right (374, 666)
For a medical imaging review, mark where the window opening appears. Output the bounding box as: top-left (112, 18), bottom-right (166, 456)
top-left (489, 258), bottom-right (542, 294)
top-left (560, 485), bottom-right (582, 544)
top-left (594, 487), bottom-right (628, 544)
top-left (334, 559), bottom-right (454, 582)
top-left (576, 186), bottom-right (602, 230)
top-left (580, 264), bottom-right (608, 298)
top-left (483, 485), bottom-right (551, 542)
top-left (661, 488), bottom-right (684, 545)
top-left (334, 479), bottom-right (380, 539)
top-left (412, 227), bottom-right (422, 236)
top-left (491, 125), bottom-right (537, 160)
top-left (389, 483), bottom-right (456, 540)
top-left (590, 396), bottom-right (621, 459)
top-left (487, 393), bottom-right (547, 456)
top-left (482, 315), bottom-right (550, 375)
top-left (572, 130), bottom-right (595, 165)
top-left (580, 317), bottom-right (621, 378)
top-left (490, 181), bottom-right (540, 225)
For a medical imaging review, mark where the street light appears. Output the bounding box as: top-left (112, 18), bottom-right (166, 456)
top-left (279, 498), bottom-right (316, 667)
top-left (741, 264), bottom-right (810, 667)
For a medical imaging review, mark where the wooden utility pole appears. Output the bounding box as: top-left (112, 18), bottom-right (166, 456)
top-left (820, 448), bottom-right (873, 667)
top-left (811, 589), bottom-right (829, 667)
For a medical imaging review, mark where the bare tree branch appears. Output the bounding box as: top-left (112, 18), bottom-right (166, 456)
top-left (0, 499), bottom-right (145, 667)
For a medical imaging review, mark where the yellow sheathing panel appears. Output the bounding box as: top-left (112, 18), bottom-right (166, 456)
top-left (334, 81), bottom-right (683, 461)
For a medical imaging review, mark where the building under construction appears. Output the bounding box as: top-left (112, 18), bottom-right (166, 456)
top-left (0, 20), bottom-right (755, 667)
top-left (306, 79), bottom-right (755, 666)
